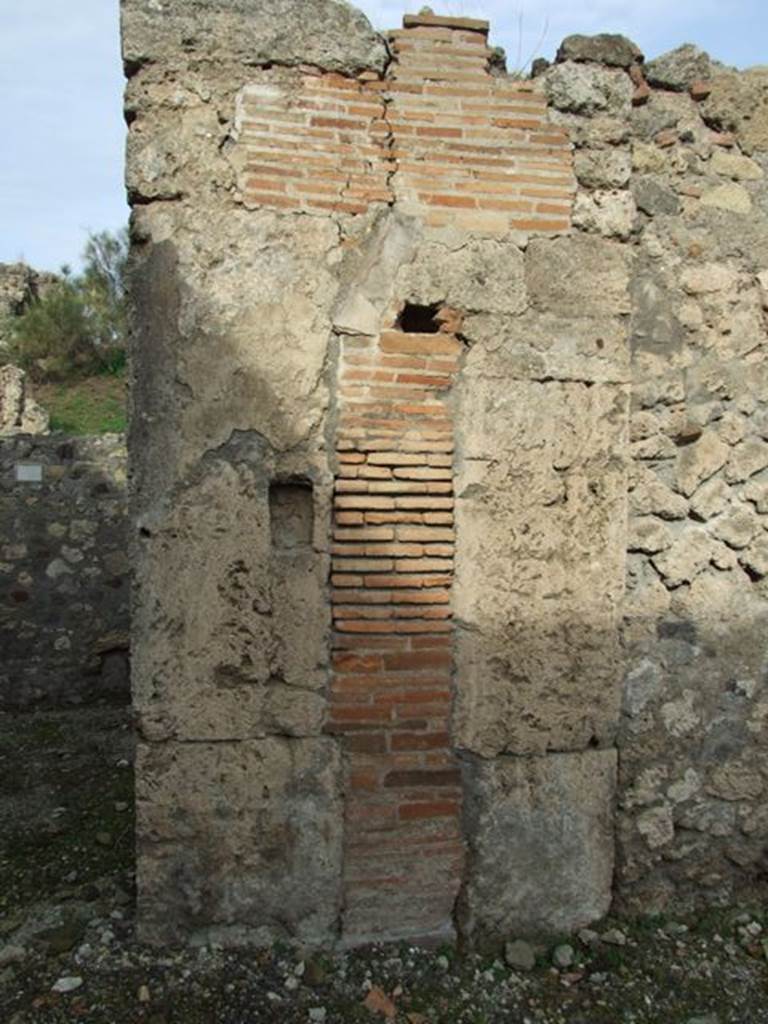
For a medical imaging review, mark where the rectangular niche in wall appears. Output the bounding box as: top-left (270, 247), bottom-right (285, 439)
top-left (269, 480), bottom-right (314, 550)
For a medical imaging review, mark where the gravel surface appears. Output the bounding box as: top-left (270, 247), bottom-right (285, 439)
top-left (2, 707), bottom-right (768, 1024)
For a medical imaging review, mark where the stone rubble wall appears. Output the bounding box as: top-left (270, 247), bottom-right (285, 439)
top-left (122, 0), bottom-right (768, 948)
top-left (0, 433), bottom-right (129, 709)
top-left (536, 38), bottom-right (768, 913)
top-left (0, 365), bottom-right (50, 436)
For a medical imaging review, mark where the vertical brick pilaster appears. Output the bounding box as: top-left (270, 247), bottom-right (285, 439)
top-left (233, 10), bottom-right (576, 946)
top-left (329, 324), bottom-right (464, 944)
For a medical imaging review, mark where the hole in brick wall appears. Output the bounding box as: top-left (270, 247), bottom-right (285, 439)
top-left (397, 302), bottom-right (442, 334)
top-left (269, 480), bottom-right (314, 550)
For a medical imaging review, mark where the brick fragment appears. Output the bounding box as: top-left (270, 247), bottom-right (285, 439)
top-left (331, 706), bottom-right (391, 723)
top-left (364, 573), bottom-right (452, 589)
top-left (331, 573), bottom-right (364, 587)
top-left (655, 129), bottom-right (677, 148)
top-left (393, 466), bottom-right (452, 480)
top-left (335, 479), bottom-right (369, 493)
top-left (396, 527), bottom-right (454, 542)
top-left (368, 451), bottom-right (427, 466)
top-left (411, 635), bottom-right (453, 649)
top-left (366, 512), bottom-right (425, 524)
top-left (332, 557), bottom-right (396, 573)
top-left (632, 82), bottom-right (651, 106)
top-left (402, 13), bottom-right (489, 32)
top-left (399, 801), bottom-right (460, 820)
top-left (395, 496), bottom-right (454, 510)
top-left (385, 769), bottom-right (461, 788)
top-left (391, 732), bottom-right (451, 751)
top-left (343, 733), bottom-right (388, 755)
top-left (394, 557), bottom-right (453, 573)
top-left (379, 332), bottom-right (463, 356)
top-left (350, 768), bottom-right (380, 791)
top-left (383, 650), bottom-right (452, 671)
top-left (335, 495), bottom-right (396, 510)
top-left (332, 652), bottom-right (383, 673)
top-left (335, 619), bottom-right (452, 634)
top-left (334, 527), bottom-right (395, 542)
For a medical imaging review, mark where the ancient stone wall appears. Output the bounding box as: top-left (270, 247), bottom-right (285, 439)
top-left (535, 39), bottom-right (768, 915)
top-left (123, 0), bottom-right (768, 947)
top-left (0, 433), bottom-right (129, 708)
top-left (0, 365), bottom-right (50, 436)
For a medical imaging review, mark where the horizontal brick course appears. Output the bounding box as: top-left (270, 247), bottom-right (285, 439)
top-left (238, 15), bottom-right (573, 240)
top-left (243, 7), bottom-right (581, 945)
top-left (332, 286), bottom-right (463, 942)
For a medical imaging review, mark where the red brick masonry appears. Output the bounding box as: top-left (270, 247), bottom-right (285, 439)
top-left (238, 13), bottom-right (574, 234)
top-left (329, 323), bottom-right (463, 943)
top-left (238, 11), bottom-right (574, 943)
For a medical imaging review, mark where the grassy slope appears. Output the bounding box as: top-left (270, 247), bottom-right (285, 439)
top-left (32, 371), bottom-right (127, 434)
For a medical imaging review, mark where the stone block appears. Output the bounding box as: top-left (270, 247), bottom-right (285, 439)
top-left (702, 69), bottom-right (768, 154)
top-left (133, 455), bottom-right (330, 742)
top-left (573, 190), bottom-right (637, 239)
top-left (644, 45), bottom-right (714, 92)
top-left (0, 366), bottom-right (49, 436)
top-left (675, 431), bottom-right (730, 497)
top-left (631, 176), bottom-right (680, 216)
top-left (462, 311), bottom-right (629, 385)
top-left (396, 237), bottom-right (528, 317)
top-left (526, 235), bottom-right (631, 319)
top-left (710, 150), bottom-right (764, 182)
top-left (121, 0), bottom-right (387, 75)
top-left (700, 183), bottom-right (752, 214)
top-left (556, 34), bottom-right (643, 69)
top-left (543, 61), bottom-right (633, 117)
top-left (136, 737), bottom-right (343, 945)
top-left (453, 380), bottom-right (627, 756)
top-left (129, 214), bottom-right (339, 485)
top-left (462, 750), bottom-right (617, 938)
top-left (574, 149), bottom-right (633, 190)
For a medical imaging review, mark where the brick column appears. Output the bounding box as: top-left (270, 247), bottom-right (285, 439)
top-left (328, 321), bottom-right (464, 944)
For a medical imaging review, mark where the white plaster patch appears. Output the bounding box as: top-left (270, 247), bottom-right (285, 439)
top-left (661, 690), bottom-right (700, 737)
top-left (15, 463), bottom-right (42, 483)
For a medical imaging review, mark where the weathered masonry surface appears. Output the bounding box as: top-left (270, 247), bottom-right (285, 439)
top-left (329, 321), bottom-right (463, 942)
top-left (123, 0), bottom-right (768, 947)
top-left (235, 23), bottom-right (569, 232)
top-left (0, 433), bottom-right (129, 709)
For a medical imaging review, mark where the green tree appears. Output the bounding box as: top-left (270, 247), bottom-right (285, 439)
top-left (6, 228), bottom-right (128, 381)
top-left (80, 228), bottom-right (128, 352)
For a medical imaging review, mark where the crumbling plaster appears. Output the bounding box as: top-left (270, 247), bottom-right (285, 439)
top-left (122, 1), bottom-right (768, 946)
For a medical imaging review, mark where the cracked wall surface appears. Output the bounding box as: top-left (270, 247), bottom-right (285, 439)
top-left (124, 0), bottom-right (768, 947)
top-left (533, 41), bottom-right (768, 915)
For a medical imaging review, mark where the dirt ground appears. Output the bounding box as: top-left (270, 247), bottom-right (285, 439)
top-left (1, 705), bottom-right (767, 1024)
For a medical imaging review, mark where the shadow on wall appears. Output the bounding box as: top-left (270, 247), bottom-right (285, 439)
top-left (127, 231), bottom-right (347, 946)
top-left (125, 235), bottom-right (768, 942)
top-left (127, 233), bottom-right (335, 748)
top-left (615, 596), bottom-right (768, 916)
top-left (0, 433), bottom-right (130, 710)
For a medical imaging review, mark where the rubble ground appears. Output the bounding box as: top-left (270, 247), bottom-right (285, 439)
top-left (1, 706), bottom-right (767, 1023)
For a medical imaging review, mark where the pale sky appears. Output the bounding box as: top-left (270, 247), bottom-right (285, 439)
top-left (1, 0), bottom-right (766, 273)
